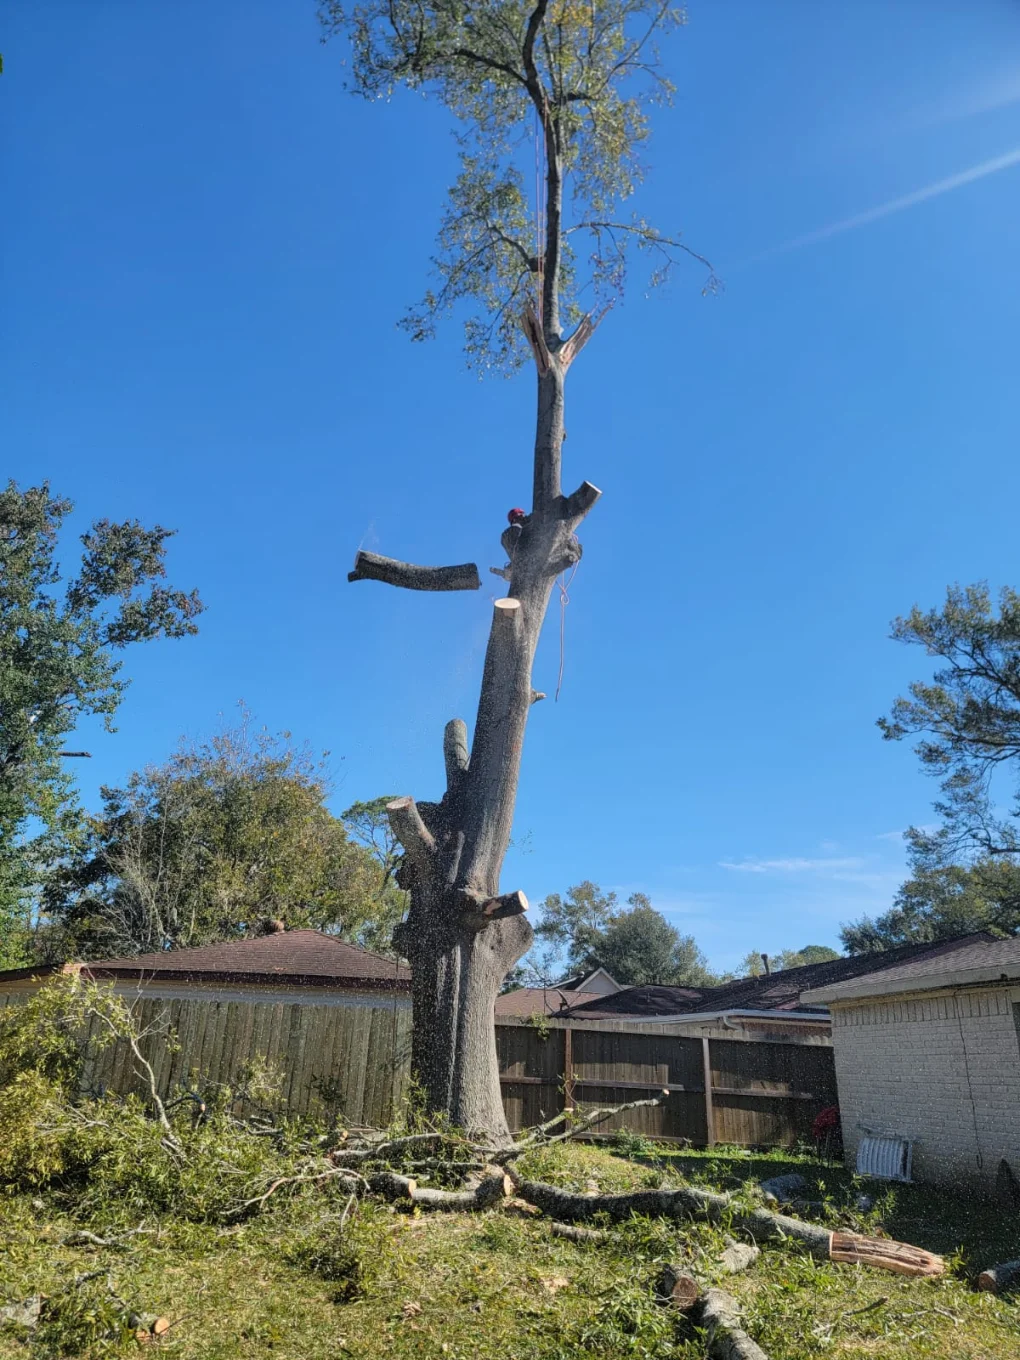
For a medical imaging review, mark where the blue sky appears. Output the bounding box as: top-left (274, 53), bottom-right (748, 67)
top-left (5, 3), bottom-right (1020, 972)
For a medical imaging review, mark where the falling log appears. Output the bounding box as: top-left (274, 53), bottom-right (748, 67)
top-left (551, 1222), bottom-right (607, 1245)
top-left (696, 1289), bottom-right (770, 1360)
top-left (829, 1232), bottom-right (944, 1278)
top-left (719, 1242), bottom-right (760, 1274)
top-left (348, 551), bottom-right (481, 592)
top-left (657, 1264), bottom-right (700, 1310)
top-left (975, 1258), bottom-right (1020, 1294)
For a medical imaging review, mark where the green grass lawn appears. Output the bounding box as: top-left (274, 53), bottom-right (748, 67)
top-left (2, 1143), bottom-right (1018, 1360)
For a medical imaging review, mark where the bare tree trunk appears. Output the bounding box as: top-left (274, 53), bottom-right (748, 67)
top-left (383, 354), bottom-right (599, 1140)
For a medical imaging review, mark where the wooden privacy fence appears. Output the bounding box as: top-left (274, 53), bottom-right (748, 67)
top-left (67, 993), bottom-right (835, 1147)
top-left (496, 1016), bottom-right (837, 1147)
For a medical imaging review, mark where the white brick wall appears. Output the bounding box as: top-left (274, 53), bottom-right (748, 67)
top-left (831, 985), bottom-right (1020, 1191)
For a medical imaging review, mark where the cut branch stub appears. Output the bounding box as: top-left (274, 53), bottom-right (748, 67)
top-left (348, 551), bottom-right (481, 592)
top-left (443, 718), bottom-right (470, 792)
top-left (559, 302), bottom-right (614, 371)
top-left (386, 797), bottom-right (436, 873)
top-left (521, 305), bottom-right (552, 375)
top-left (459, 889), bottom-right (529, 929)
top-left (562, 480), bottom-right (602, 523)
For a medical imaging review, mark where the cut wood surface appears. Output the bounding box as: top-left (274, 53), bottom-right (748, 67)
top-left (829, 1232), bottom-right (945, 1278)
top-left (657, 1264), bottom-right (700, 1310)
top-left (975, 1258), bottom-right (1020, 1294)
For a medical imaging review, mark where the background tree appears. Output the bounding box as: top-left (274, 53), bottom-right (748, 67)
top-left (528, 881), bottom-right (719, 986)
top-left (321, 1), bottom-right (711, 1138)
top-left (576, 896), bottom-right (717, 985)
top-left (841, 828), bottom-right (1020, 953)
top-left (532, 879), bottom-right (619, 974)
top-left (879, 583), bottom-right (1020, 860)
top-left (858, 582), bottom-right (1020, 952)
top-left (341, 796), bottom-right (411, 953)
top-left (737, 944), bottom-right (840, 978)
top-left (41, 715), bottom-right (389, 961)
top-left (0, 482), bottom-right (202, 965)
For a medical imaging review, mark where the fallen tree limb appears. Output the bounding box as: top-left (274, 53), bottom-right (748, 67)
top-left (696, 1288), bottom-right (770, 1360)
top-left (719, 1241), bottom-right (760, 1274)
top-left (61, 1227), bottom-right (155, 1249)
top-left (758, 1173), bottom-right (809, 1204)
top-left (976, 1258), bottom-right (1020, 1294)
top-left (348, 552), bottom-right (481, 592)
top-left (490, 1091), bottom-right (671, 1164)
top-left (550, 1222), bottom-right (608, 1244)
top-left (369, 1167), bottom-right (511, 1211)
top-left (657, 1264), bottom-right (700, 1310)
top-left (507, 1175), bottom-right (944, 1276)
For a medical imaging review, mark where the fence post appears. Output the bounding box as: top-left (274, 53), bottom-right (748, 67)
top-left (702, 1035), bottom-right (715, 1147)
top-left (563, 1025), bottom-right (574, 1111)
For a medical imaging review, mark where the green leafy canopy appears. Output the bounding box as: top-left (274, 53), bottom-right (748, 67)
top-left (0, 482), bottom-right (202, 954)
top-left (320, 0), bottom-right (715, 371)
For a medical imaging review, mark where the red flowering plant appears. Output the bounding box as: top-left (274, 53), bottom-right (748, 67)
top-left (812, 1105), bottom-right (842, 1160)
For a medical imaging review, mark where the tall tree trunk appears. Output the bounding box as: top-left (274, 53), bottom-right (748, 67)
top-left (383, 348), bottom-right (599, 1141)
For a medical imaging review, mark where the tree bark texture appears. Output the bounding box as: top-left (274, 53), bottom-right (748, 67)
top-left (382, 346), bottom-right (599, 1141)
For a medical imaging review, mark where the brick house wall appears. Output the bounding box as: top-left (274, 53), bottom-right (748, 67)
top-left (830, 984), bottom-right (1020, 1191)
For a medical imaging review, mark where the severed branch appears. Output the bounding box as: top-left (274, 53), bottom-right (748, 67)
top-left (489, 1091), bottom-right (670, 1164)
top-left (348, 551), bottom-right (481, 592)
top-left (443, 718), bottom-right (470, 792)
top-left (369, 1166), bottom-right (512, 1211)
top-left (386, 796), bottom-right (437, 873)
top-left (558, 302), bottom-right (613, 370)
top-left (460, 889), bottom-right (529, 929)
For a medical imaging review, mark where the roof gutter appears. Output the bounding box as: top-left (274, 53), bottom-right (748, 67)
top-left (591, 1008), bottom-right (830, 1026)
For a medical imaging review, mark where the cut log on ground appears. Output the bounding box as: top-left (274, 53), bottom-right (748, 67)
top-left (719, 1242), bottom-right (760, 1274)
top-left (369, 1167), bottom-right (511, 1211)
top-left (696, 1288), bottom-right (770, 1360)
top-left (975, 1258), bottom-right (1020, 1294)
top-left (656, 1264), bottom-right (700, 1310)
top-left (829, 1232), bottom-right (944, 1278)
top-left (758, 1173), bottom-right (809, 1204)
top-left (507, 1175), bottom-right (945, 1277)
top-left (550, 1222), bottom-right (608, 1245)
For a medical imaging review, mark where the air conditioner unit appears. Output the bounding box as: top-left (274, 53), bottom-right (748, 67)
top-left (856, 1133), bottom-right (913, 1182)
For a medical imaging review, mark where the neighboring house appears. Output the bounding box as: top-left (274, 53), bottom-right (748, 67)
top-left (0, 926), bottom-right (411, 1007)
top-left (801, 932), bottom-right (1020, 1193)
top-left (0, 928), bottom-right (411, 1126)
top-left (494, 967), bottom-right (621, 1018)
top-left (560, 936), bottom-right (988, 1042)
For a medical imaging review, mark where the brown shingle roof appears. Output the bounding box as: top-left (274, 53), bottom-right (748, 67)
top-left (75, 929), bottom-right (411, 990)
top-left (802, 933), bottom-right (1020, 1003)
top-left (563, 934), bottom-right (997, 1020)
top-left (494, 987), bottom-right (600, 1017)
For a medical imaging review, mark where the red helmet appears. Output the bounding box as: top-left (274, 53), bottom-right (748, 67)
top-left (507, 507), bottom-right (526, 524)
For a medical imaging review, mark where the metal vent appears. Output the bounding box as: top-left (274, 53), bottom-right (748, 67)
top-left (856, 1134), bottom-right (913, 1182)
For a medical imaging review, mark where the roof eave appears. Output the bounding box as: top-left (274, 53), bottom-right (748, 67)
top-left (802, 962), bottom-right (1020, 1005)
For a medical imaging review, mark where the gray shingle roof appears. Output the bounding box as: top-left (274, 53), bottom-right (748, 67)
top-left (801, 933), bottom-right (1020, 1004)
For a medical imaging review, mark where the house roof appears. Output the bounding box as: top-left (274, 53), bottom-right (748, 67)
top-left (801, 933), bottom-right (1020, 1005)
top-left (0, 930), bottom-right (411, 991)
top-left (563, 934), bottom-right (996, 1021)
top-left (494, 986), bottom-right (601, 1017)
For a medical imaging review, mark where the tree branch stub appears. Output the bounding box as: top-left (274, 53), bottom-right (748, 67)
top-left (385, 796), bottom-right (437, 872)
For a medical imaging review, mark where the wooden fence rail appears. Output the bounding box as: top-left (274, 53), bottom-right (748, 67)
top-left (5, 990), bottom-right (835, 1147)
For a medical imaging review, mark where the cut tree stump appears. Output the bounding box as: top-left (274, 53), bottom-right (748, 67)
top-left (975, 1258), bottom-right (1020, 1294)
top-left (829, 1232), bottom-right (945, 1278)
top-left (657, 1264), bottom-right (700, 1310)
